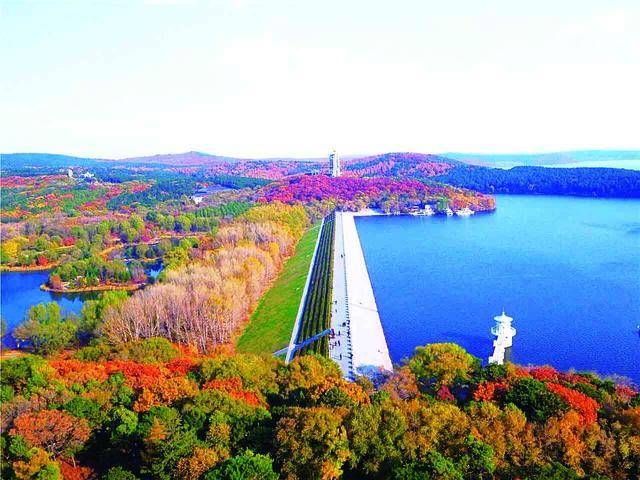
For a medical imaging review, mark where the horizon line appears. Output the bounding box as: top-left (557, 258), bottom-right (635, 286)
top-left (3, 147), bottom-right (640, 162)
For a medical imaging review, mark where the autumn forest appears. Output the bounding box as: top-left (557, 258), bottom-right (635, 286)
top-left (1, 153), bottom-right (639, 479)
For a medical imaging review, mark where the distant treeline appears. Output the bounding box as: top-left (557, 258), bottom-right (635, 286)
top-left (105, 176), bottom-right (269, 209)
top-left (209, 174), bottom-right (271, 189)
top-left (433, 166), bottom-right (640, 197)
top-left (0, 153), bottom-right (103, 168)
top-left (106, 178), bottom-right (197, 209)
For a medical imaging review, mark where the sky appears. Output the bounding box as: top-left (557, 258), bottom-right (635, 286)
top-left (1, 0), bottom-right (639, 159)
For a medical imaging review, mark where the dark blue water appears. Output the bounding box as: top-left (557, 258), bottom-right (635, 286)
top-left (1, 271), bottom-right (87, 348)
top-left (356, 195), bottom-right (640, 383)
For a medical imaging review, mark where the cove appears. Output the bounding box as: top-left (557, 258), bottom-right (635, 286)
top-left (355, 195), bottom-right (640, 384)
top-left (1, 260), bottom-right (163, 348)
top-left (1, 271), bottom-right (88, 348)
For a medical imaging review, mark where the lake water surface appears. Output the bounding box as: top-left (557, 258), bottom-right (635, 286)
top-left (355, 195), bottom-right (640, 383)
top-left (1, 271), bottom-right (87, 348)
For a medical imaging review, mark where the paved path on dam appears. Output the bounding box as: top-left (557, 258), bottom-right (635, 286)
top-left (329, 211), bottom-right (392, 379)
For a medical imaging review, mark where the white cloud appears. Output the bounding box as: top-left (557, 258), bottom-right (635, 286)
top-left (143, 0), bottom-right (198, 5)
top-left (2, 1), bottom-right (639, 158)
top-left (564, 8), bottom-right (632, 37)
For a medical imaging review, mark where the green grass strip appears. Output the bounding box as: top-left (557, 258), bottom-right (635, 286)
top-left (236, 223), bottom-right (322, 354)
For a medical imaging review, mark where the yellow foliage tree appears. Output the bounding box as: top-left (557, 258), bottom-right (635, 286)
top-left (12, 448), bottom-right (61, 480)
top-left (1, 239), bottom-right (20, 263)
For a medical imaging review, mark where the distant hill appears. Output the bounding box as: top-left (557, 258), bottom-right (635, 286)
top-left (4, 150), bottom-right (639, 170)
top-left (0, 151), bottom-right (327, 168)
top-left (0, 151), bottom-right (389, 170)
top-left (0, 151), bottom-right (256, 168)
top-left (345, 152), bottom-right (459, 177)
top-left (348, 152), bottom-right (460, 165)
top-left (441, 150), bottom-right (640, 168)
top-left (114, 151), bottom-right (245, 166)
top-left (0, 153), bottom-right (105, 168)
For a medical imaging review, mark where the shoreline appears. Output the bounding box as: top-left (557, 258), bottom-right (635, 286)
top-left (330, 211), bottom-right (392, 379)
top-left (0, 232), bottom-right (199, 273)
top-left (40, 283), bottom-right (145, 294)
top-left (1, 264), bottom-right (57, 272)
top-left (347, 206), bottom-right (494, 217)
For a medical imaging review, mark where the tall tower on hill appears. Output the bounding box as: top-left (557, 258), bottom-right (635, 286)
top-left (329, 149), bottom-right (341, 177)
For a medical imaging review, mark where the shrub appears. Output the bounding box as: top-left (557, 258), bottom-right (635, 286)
top-left (504, 378), bottom-right (568, 423)
top-left (409, 343), bottom-right (480, 389)
top-left (116, 338), bottom-right (178, 364)
top-left (74, 342), bottom-right (112, 362)
top-left (203, 451), bottom-right (278, 480)
top-left (0, 355), bottom-right (51, 392)
top-left (13, 303), bottom-right (77, 355)
top-left (102, 466), bottom-right (139, 480)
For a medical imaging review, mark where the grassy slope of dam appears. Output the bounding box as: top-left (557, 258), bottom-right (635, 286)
top-left (236, 223), bottom-right (321, 354)
top-left (295, 212), bottom-right (335, 357)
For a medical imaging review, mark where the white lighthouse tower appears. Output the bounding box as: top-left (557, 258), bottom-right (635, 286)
top-left (488, 310), bottom-right (516, 365)
top-left (329, 149), bottom-right (341, 177)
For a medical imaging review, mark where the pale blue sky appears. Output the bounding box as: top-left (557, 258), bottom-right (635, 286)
top-left (1, 0), bottom-right (638, 158)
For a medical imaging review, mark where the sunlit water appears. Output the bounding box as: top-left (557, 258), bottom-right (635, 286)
top-left (356, 195), bottom-right (640, 383)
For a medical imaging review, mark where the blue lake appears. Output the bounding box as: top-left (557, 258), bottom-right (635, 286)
top-left (355, 195), bottom-right (640, 384)
top-left (1, 271), bottom-right (87, 348)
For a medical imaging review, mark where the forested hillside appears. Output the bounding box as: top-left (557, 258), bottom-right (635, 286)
top-left (442, 150), bottom-right (640, 166)
top-left (433, 165), bottom-right (640, 197)
top-left (258, 175), bottom-right (496, 213)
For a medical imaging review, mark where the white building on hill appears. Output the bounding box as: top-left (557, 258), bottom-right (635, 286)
top-left (329, 149), bottom-right (341, 177)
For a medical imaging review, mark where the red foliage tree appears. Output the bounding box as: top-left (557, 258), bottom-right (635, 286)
top-left (59, 460), bottom-right (94, 480)
top-left (51, 359), bottom-right (165, 389)
top-left (473, 381), bottom-right (510, 402)
top-left (257, 175), bottom-right (495, 213)
top-left (202, 377), bottom-right (262, 407)
top-left (103, 361), bottom-right (163, 389)
top-left (436, 385), bottom-right (455, 402)
top-left (615, 385), bottom-right (638, 403)
top-left (49, 274), bottom-right (64, 290)
top-left (166, 357), bottom-right (198, 376)
top-left (547, 383), bottom-right (600, 425)
top-left (529, 366), bottom-right (560, 382)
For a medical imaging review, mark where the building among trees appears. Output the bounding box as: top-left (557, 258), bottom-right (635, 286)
top-left (329, 149), bottom-right (341, 177)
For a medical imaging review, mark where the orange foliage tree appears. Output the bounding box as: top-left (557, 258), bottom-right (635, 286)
top-left (11, 410), bottom-right (91, 458)
top-left (546, 382), bottom-right (600, 425)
